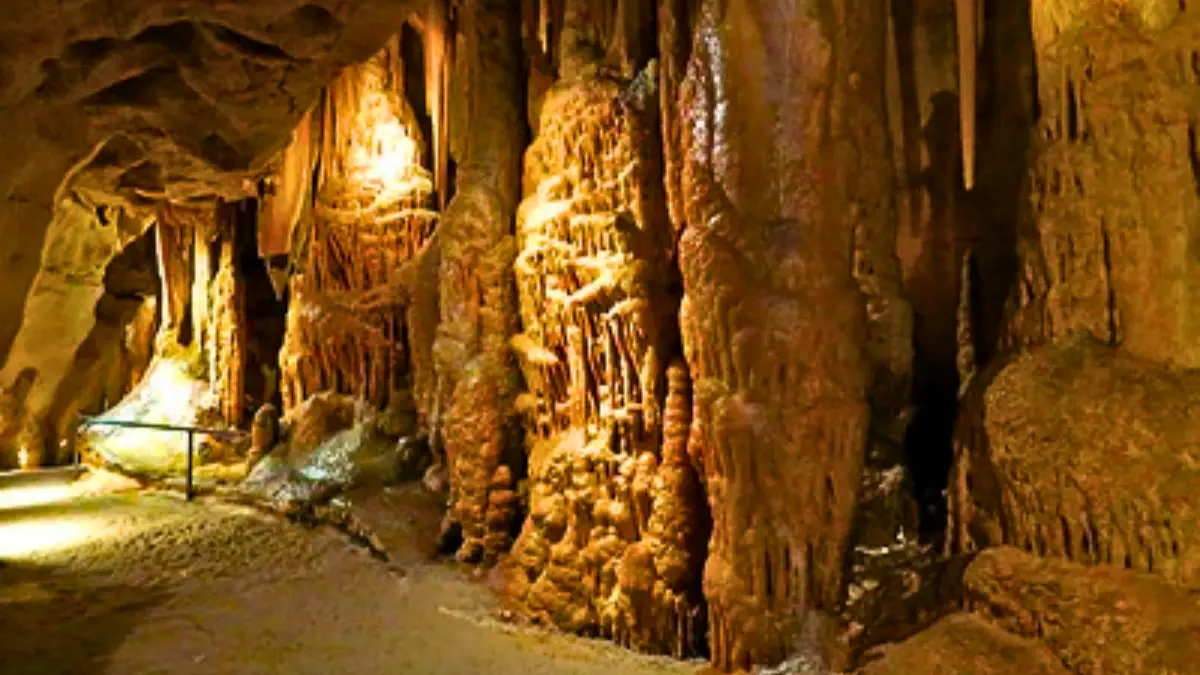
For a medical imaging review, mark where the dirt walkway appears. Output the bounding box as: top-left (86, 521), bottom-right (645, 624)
top-left (0, 477), bottom-right (699, 675)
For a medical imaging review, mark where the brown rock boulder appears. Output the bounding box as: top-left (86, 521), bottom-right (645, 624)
top-left (859, 613), bottom-right (1068, 675)
top-left (952, 336), bottom-right (1200, 585)
top-left (964, 547), bottom-right (1200, 674)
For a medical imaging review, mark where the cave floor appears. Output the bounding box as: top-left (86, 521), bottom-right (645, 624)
top-left (0, 473), bottom-right (697, 675)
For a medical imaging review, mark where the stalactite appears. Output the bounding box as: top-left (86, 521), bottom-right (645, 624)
top-left (258, 107), bottom-right (316, 260)
top-left (956, 0), bottom-right (978, 190)
top-left (277, 38), bottom-right (437, 415)
top-left (154, 205), bottom-right (196, 341)
top-left (191, 223), bottom-right (213, 356)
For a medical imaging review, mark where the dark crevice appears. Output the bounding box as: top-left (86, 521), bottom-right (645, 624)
top-left (238, 199), bottom-right (288, 414)
top-left (203, 23), bottom-right (293, 61)
top-left (132, 22), bottom-right (200, 53)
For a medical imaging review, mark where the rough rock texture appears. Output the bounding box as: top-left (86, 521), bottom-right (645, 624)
top-left (964, 547), bottom-right (1200, 674)
top-left (858, 613), bottom-right (1069, 675)
top-left (433, 0), bottom-right (526, 565)
top-left (951, 336), bottom-right (1200, 585)
top-left (277, 39), bottom-right (437, 414)
top-left (0, 0), bottom-right (423, 464)
top-left (504, 45), bottom-right (705, 653)
top-left (675, 1), bottom-right (887, 669)
top-left (1004, 3), bottom-right (1200, 366)
top-left (0, 198), bottom-right (154, 466)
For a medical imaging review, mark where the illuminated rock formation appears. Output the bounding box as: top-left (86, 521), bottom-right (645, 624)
top-left (277, 39), bottom-right (437, 413)
top-left (676, 1), bottom-right (889, 669)
top-left (6, 2), bottom-right (1200, 673)
top-left (951, 336), bottom-right (1200, 584)
top-left (505, 26), bottom-right (704, 649)
top-left (432, 0), bottom-right (526, 565)
top-left (950, 4), bottom-right (1200, 584)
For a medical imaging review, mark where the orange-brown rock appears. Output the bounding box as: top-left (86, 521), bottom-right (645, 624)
top-left (859, 613), bottom-right (1069, 675)
top-left (950, 336), bottom-right (1200, 585)
top-left (676, 0), bottom-right (887, 669)
top-left (434, 0), bottom-right (526, 566)
top-left (964, 546), bottom-right (1200, 674)
top-left (0, 0), bottom-right (423, 466)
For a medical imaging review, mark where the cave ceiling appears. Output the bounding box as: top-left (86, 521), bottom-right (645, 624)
top-left (0, 0), bottom-right (426, 211)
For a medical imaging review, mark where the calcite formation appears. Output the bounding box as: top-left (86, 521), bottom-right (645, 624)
top-left (859, 613), bottom-right (1069, 675)
top-left (0, 0), bottom-right (423, 464)
top-left (506, 60), bottom-right (704, 654)
top-left (950, 336), bottom-right (1200, 585)
top-left (674, 1), bottom-right (889, 669)
top-left (11, 1), bottom-right (1200, 673)
top-left (278, 40), bottom-right (437, 413)
top-left (1005, 3), bottom-right (1200, 365)
top-left (964, 547), bottom-right (1200, 674)
top-left (432, 0), bottom-right (526, 565)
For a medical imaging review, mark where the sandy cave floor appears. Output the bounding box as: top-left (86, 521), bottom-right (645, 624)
top-left (0, 474), bottom-right (699, 675)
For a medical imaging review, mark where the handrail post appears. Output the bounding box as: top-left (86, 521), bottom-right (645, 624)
top-left (185, 430), bottom-right (194, 502)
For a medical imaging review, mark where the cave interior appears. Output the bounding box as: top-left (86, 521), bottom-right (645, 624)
top-left (2, 0), bottom-right (1200, 673)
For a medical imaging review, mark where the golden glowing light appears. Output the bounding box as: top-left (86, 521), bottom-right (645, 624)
top-left (343, 62), bottom-right (426, 197)
top-left (0, 484), bottom-right (74, 511)
top-left (84, 358), bottom-right (213, 472)
top-left (0, 517), bottom-right (97, 559)
top-left (17, 447), bottom-right (30, 470)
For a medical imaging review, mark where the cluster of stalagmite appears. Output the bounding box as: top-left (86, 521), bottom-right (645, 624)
top-left (505, 52), bottom-right (704, 653)
top-left (17, 1), bottom-right (1200, 672)
top-left (279, 39), bottom-right (437, 414)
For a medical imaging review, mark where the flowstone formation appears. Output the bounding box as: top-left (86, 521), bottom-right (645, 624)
top-left (432, 0), bottom-right (526, 566)
top-left (0, 0), bottom-right (423, 467)
top-left (278, 39), bottom-right (438, 413)
top-left (675, 1), bottom-right (888, 669)
top-left (950, 4), bottom-right (1200, 582)
top-left (1003, 2), bottom-right (1200, 364)
top-left (12, 2), bottom-right (1200, 673)
top-left (964, 547), bottom-right (1200, 673)
top-left (951, 336), bottom-right (1200, 584)
top-left (505, 58), bottom-right (705, 654)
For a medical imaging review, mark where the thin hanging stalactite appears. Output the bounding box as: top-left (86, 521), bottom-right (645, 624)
top-left (956, 0), bottom-right (979, 190)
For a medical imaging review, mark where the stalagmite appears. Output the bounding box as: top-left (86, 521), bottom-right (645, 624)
top-left (505, 15), bottom-right (702, 647)
top-left (956, 0), bottom-right (978, 190)
top-left (434, 0), bottom-right (526, 566)
top-left (677, 0), bottom-right (884, 669)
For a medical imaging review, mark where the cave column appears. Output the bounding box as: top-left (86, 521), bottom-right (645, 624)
top-left (677, 0), bottom-right (887, 669)
top-left (433, 0), bottom-right (526, 564)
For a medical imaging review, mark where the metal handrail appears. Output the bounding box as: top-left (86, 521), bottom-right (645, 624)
top-left (77, 414), bottom-right (240, 501)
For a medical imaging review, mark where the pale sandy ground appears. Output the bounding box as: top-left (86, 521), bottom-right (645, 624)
top-left (0, 473), bottom-right (700, 675)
